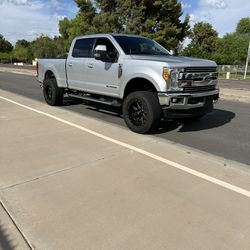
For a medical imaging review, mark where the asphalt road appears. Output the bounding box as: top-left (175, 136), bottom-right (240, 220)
top-left (0, 71), bottom-right (249, 165)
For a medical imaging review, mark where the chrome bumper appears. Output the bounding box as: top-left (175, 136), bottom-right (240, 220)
top-left (158, 89), bottom-right (219, 110)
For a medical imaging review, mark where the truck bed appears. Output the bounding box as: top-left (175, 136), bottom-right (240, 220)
top-left (37, 58), bottom-right (68, 88)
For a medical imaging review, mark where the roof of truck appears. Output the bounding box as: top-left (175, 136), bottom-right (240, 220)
top-left (74, 33), bottom-right (146, 40)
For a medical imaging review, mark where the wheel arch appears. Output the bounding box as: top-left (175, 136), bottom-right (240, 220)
top-left (44, 70), bottom-right (56, 82)
top-left (123, 77), bottom-right (158, 99)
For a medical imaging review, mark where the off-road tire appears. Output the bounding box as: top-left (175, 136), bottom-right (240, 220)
top-left (43, 78), bottom-right (63, 106)
top-left (123, 91), bottom-right (162, 134)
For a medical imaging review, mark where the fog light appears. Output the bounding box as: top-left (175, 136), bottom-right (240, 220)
top-left (172, 98), bottom-right (178, 103)
top-left (171, 97), bottom-right (184, 104)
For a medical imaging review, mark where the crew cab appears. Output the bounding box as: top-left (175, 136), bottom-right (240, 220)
top-left (36, 33), bottom-right (219, 133)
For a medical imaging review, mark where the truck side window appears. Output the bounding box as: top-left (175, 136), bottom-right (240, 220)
top-left (72, 38), bottom-right (95, 58)
top-left (94, 38), bottom-right (118, 61)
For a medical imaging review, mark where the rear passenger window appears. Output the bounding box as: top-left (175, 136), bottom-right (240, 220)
top-left (72, 38), bottom-right (95, 58)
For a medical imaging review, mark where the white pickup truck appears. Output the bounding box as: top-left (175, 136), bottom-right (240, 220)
top-left (37, 33), bottom-right (219, 133)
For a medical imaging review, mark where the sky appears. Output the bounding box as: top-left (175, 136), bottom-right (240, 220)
top-left (0, 0), bottom-right (249, 45)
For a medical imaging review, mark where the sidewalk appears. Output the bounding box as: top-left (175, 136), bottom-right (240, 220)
top-left (0, 203), bottom-right (30, 250)
top-left (1, 89), bottom-right (250, 249)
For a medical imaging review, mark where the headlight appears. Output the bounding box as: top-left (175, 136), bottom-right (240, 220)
top-left (163, 67), bottom-right (185, 91)
top-left (170, 69), bottom-right (179, 89)
top-left (169, 68), bottom-right (184, 91)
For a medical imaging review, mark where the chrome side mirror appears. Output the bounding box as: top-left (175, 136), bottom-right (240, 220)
top-left (94, 45), bottom-right (107, 60)
top-left (170, 50), bottom-right (175, 55)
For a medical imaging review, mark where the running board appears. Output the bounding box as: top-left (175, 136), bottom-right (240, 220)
top-left (68, 94), bottom-right (122, 107)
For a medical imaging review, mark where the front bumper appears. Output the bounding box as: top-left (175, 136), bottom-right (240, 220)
top-left (158, 89), bottom-right (219, 109)
top-left (158, 89), bottom-right (220, 118)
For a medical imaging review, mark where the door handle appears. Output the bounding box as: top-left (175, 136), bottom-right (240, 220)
top-left (68, 63), bottom-right (73, 67)
top-left (88, 63), bottom-right (94, 69)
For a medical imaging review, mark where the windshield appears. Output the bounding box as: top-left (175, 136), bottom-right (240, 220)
top-left (113, 35), bottom-right (170, 56)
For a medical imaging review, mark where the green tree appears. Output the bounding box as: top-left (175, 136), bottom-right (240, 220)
top-left (92, 0), bottom-right (124, 33)
top-left (0, 34), bottom-right (13, 52)
top-left (212, 33), bottom-right (249, 65)
top-left (0, 52), bottom-right (11, 63)
top-left (13, 45), bottom-right (28, 62)
top-left (59, 17), bottom-right (74, 50)
top-left (181, 22), bottom-right (218, 59)
top-left (59, 0), bottom-right (190, 52)
top-left (31, 35), bottom-right (58, 58)
top-left (211, 17), bottom-right (250, 65)
top-left (28, 35), bottom-right (68, 59)
top-left (12, 39), bottom-right (30, 62)
top-left (16, 39), bottom-right (30, 48)
top-left (58, 0), bottom-right (97, 49)
top-left (69, 0), bottom-right (96, 38)
top-left (115, 0), bottom-right (190, 50)
top-left (236, 17), bottom-right (250, 35)
top-left (53, 36), bottom-right (68, 56)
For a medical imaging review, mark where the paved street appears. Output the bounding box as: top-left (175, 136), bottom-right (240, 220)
top-left (0, 71), bottom-right (250, 250)
top-left (0, 72), bottom-right (250, 165)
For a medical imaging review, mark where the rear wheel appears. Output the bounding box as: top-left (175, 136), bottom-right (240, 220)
top-left (123, 91), bottom-right (162, 134)
top-left (43, 78), bottom-right (63, 106)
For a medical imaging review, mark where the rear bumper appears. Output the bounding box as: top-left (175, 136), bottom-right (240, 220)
top-left (158, 89), bottom-right (219, 118)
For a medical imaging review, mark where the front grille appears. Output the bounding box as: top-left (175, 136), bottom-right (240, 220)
top-left (183, 85), bottom-right (216, 92)
top-left (185, 67), bottom-right (217, 73)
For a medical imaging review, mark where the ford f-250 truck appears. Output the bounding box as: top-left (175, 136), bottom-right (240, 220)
top-left (36, 34), bottom-right (219, 133)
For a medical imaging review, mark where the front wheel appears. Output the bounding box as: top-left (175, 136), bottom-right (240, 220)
top-left (43, 78), bottom-right (63, 106)
top-left (123, 91), bottom-right (162, 134)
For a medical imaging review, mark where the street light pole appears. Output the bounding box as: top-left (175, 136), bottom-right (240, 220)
top-left (244, 40), bottom-right (250, 80)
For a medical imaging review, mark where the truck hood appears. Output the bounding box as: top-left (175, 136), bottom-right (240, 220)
top-left (129, 55), bottom-right (217, 67)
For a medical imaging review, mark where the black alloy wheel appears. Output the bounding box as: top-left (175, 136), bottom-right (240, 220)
top-left (123, 91), bottom-right (162, 134)
top-left (43, 78), bottom-right (63, 106)
top-left (127, 98), bottom-right (148, 127)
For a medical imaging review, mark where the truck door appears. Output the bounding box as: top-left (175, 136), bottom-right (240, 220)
top-left (66, 38), bottom-right (95, 90)
top-left (83, 37), bottom-right (120, 97)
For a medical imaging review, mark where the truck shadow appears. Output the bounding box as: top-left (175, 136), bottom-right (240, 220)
top-left (67, 100), bottom-right (235, 134)
top-left (155, 109), bottom-right (236, 134)
top-left (0, 220), bottom-right (17, 250)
